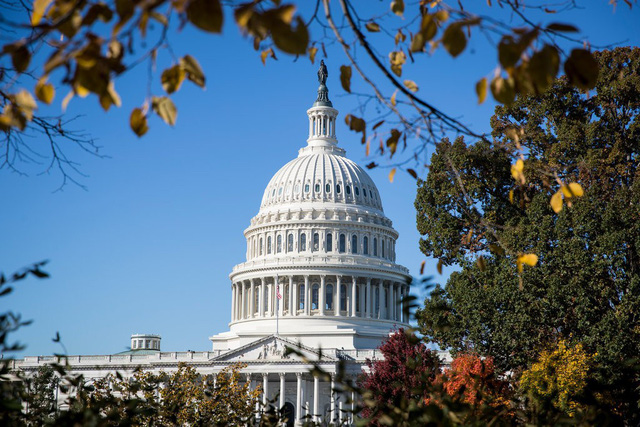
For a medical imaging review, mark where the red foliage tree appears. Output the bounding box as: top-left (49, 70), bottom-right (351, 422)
top-left (359, 329), bottom-right (441, 420)
top-left (436, 353), bottom-right (512, 412)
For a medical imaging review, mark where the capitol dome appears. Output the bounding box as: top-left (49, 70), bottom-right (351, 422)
top-left (210, 62), bottom-right (411, 352)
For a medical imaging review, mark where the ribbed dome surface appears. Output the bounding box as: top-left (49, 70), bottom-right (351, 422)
top-left (260, 149), bottom-right (383, 211)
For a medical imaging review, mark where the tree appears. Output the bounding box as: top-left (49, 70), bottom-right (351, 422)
top-left (359, 328), bottom-right (441, 423)
top-left (0, 0), bottom-right (625, 188)
top-left (416, 47), bottom-right (640, 421)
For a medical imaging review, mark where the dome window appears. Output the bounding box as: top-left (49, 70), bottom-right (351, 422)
top-left (326, 233), bottom-right (333, 252)
top-left (325, 284), bottom-right (334, 310)
top-left (325, 183), bottom-right (331, 193)
top-left (300, 233), bottom-right (306, 251)
top-left (340, 284), bottom-right (347, 311)
top-left (346, 185), bottom-right (351, 195)
top-left (287, 234), bottom-right (294, 252)
top-left (294, 184), bottom-right (300, 193)
top-left (278, 187), bottom-right (283, 195)
top-left (259, 238), bottom-right (263, 256)
top-left (313, 233), bottom-right (319, 251)
top-left (363, 236), bottom-right (369, 255)
top-left (299, 284), bottom-right (305, 309)
top-left (272, 189), bottom-right (276, 197)
top-left (267, 236), bottom-right (272, 254)
top-left (315, 183), bottom-right (320, 193)
top-left (351, 235), bottom-right (358, 254)
top-left (312, 284), bottom-right (319, 309)
top-left (363, 188), bottom-right (368, 197)
top-left (373, 237), bottom-right (378, 256)
top-left (339, 234), bottom-right (346, 253)
top-left (336, 184), bottom-right (341, 194)
top-left (355, 186), bottom-right (360, 196)
top-left (381, 238), bottom-right (385, 258)
top-left (305, 184), bottom-right (310, 193)
top-left (277, 235), bottom-right (282, 253)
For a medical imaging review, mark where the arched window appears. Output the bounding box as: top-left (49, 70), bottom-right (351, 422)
top-left (300, 233), bottom-right (306, 252)
top-left (375, 287), bottom-right (380, 317)
top-left (336, 184), bottom-right (341, 194)
top-left (346, 185), bottom-right (351, 195)
top-left (355, 186), bottom-right (360, 196)
top-left (313, 233), bottom-right (319, 251)
top-left (339, 234), bottom-right (346, 253)
top-left (276, 235), bottom-right (282, 253)
top-left (363, 236), bottom-right (369, 255)
top-left (340, 284), bottom-right (347, 311)
top-left (299, 284), bottom-right (305, 309)
top-left (312, 284), bottom-right (319, 309)
top-left (278, 187), bottom-right (283, 195)
top-left (351, 234), bottom-right (358, 254)
top-left (373, 237), bottom-right (378, 256)
top-left (315, 183), bottom-right (320, 192)
top-left (325, 183), bottom-right (331, 193)
top-left (381, 238), bottom-right (385, 258)
top-left (326, 284), bottom-right (334, 310)
top-left (356, 285), bottom-right (360, 313)
top-left (363, 188), bottom-right (368, 197)
top-left (287, 234), bottom-right (294, 252)
top-left (254, 289), bottom-right (260, 314)
top-left (326, 233), bottom-right (333, 252)
top-left (305, 183), bottom-right (310, 193)
top-left (267, 236), bottom-right (272, 254)
top-left (259, 237), bottom-right (263, 256)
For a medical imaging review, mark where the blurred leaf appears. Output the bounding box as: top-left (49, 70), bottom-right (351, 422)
top-left (546, 22), bottom-right (579, 32)
top-left (420, 260), bottom-right (426, 275)
top-left (271, 16), bottom-right (309, 55)
top-left (490, 75), bottom-right (516, 105)
top-left (35, 78), bottom-right (55, 104)
top-left (517, 253), bottom-right (538, 272)
top-left (550, 190), bottom-right (563, 213)
top-left (260, 48), bottom-right (275, 65)
top-left (308, 46), bottom-right (318, 64)
top-left (152, 96), bottom-right (177, 126)
top-left (340, 65), bottom-right (352, 93)
top-left (161, 64), bottom-right (186, 94)
top-left (11, 44), bottom-right (31, 73)
top-left (390, 89), bottom-right (397, 106)
top-left (180, 55), bottom-right (206, 87)
top-left (475, 77), bottom-right (487, 103)
top-left (407, 168), bottom-right (417, 179)
top-left (477, 255), bottom-right (486, 271)
top-left (442, 23), bottom-right (466, 57)
top-left (404, 79), bottom-right (418, 92)
top-left (437, 259), bottom-right (443, 275)
top-left (365, 21), bottom-right (380, 32)
top-left (31, 0), bottom-right (53, 25)
top-left (130, 108), bottom-right (149, 137)
top-left (529, 44), bottom-right (560, 92)
top-left (386, 129), bottom-right (401, 156)
top-left (389, 51), bottom-right (406, 77)
top-left (187, 0), bottom-right (223, 33)
top-left (391, 0), bottom-right (404, 16)
top-left (389, 168), bottom-right (396, 182)
top-left (564, 48), bottom-right (599, 90)
top-left (366, 162), bottom-right (378, 169)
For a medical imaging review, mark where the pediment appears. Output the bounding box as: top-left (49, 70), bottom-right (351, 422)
top-left (211, 335), bottom-right (337, 363)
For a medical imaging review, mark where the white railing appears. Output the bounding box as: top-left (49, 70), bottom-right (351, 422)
top-left (232, 255), bottom-right (409, 275)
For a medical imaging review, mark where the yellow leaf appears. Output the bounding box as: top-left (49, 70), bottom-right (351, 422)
top-left (437, 259), bottom-right (443, 275)
top-left (510, 159), bottom-right (525, 184)
top-left (509, 189), bottom-right (514, 203)
top-left (31, 0), bottom-right (53, 25)
top-left (567, 182), bottom-right (584, 197)
top-left (391, 0), bottom-right (404, 16)
top-left (365, 136), bottom-right (371, 156)
top-left (403, 79), bottom-right (418, 92)
top-left (186, 0), bottom-right (223, 33)
top-left (550, 190), bottom-right (563, 213)
top-left (517, 253), bottom-right (538, 272)
top-left (390, 89), bottom-right (397, 106)
top-left (308, 46), bottom-right (318, 64)
top-left (61, 90), bottom-right (73, 111)
top-left (365, 21), bottom-right (380, 32)
top-left (130, 108), bottom-right (149, 137)
top-left (420, 260), bottom-right (426, 275)
top-left (389, 168), bottom-right (396, 183)
top-left (340, 65), bottom-right (352, 93)
top-left (476, 77), bottom-right (487, 104)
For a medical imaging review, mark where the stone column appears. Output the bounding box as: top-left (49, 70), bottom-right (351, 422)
top-left (241, 282), bottom-right (247, 320)
top-left (335, 275), bottom-right (341, 316)
top-left (366, 278), bottom-right (372, 318)
top-left (267, 281), bottom-right (273, 317)
top-left (263, 373), bottom-right (269, 408)
top-left (380, 281), bottom-right (386, 319)
top-left (288, 276), bottom-right (294, 316)
top-left (313, 375), bottom-right (319, 423)
top-left (377, 280), bottom-right (383, 319)
top-left (231, 283), bottom-right (236, 321)
top-left (250, 280), bottom-right (256, 318)
top-left (279, 372), bottom-right (286, 409)
top-left (304, 275), bottom-right (310, 316)
top-left (293, 279), bottom-right (298, 317)
top-left (260, 278), bottom-right (265, 317)
top-left (359, 283), bottom-right (365, 317)
top-left (296, 373), bottom-right (302, 422)
top-left (351, 277), bottom-right (357, 317)
top-left (319, 275), bottom-right (326, 316)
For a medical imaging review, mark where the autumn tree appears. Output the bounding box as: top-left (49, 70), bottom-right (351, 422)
top-left (416, 47), bottom-right (640, 422)
top-left (358, 328), bottom-right (441, 423)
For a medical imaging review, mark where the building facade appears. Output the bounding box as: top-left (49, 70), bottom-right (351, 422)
top-left (12, 63), bottom-right (431, 425)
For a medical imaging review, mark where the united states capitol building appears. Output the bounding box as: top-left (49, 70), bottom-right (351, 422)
top-left (12, 63), bottom-right (447, 425)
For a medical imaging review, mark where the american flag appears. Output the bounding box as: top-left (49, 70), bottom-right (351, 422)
top-left (276, 284), bottom-right (282, 300)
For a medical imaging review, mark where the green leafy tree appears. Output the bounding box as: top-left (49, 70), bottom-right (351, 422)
top-left (416, 47), bottom-right (640, 422)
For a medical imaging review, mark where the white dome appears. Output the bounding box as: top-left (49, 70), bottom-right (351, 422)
top-left (260, 147), bottom-right (383, 212)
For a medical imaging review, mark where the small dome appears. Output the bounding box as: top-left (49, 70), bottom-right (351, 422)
top-left (260, 149), bottom-right (383, 211)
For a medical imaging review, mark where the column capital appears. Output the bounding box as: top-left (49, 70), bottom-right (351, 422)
top-left (296, 372), bottom-right (303, 378)
top-left (279, 372), bottom-right (286, 378)
top-left (262, 372), bottom-right (269, 379)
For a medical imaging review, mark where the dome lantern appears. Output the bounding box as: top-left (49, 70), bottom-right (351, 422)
top-left (306, 60), bottom-right (339, 148)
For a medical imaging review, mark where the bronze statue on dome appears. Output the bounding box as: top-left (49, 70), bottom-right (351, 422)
top-left (318, 60), bottom-right (328, 85)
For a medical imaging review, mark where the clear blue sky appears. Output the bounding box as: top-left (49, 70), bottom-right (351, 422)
top-left (2, 2), bottom-right (638, 357)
